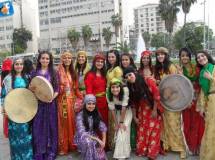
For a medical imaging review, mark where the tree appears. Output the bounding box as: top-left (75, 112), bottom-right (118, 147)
top-left (114, 41), bottom-right (131, 53)
top-left (102, 27), bottom-right (113, 49)
top-left (181, 0), bottom-right (197, 25)
top-left (158, 0), bottom-right (181, 35)
top-left (111, 13), bottom-right (122, 43)
top-left (151, 32), bottom-right (170, 49)
top-left (67, 28), bottom-right (80, 52)
top-left (12, 28), bottom-right (32, 54)
top-left (142, 32), bottom-right (151, 48)
top-left (82, 25), bottom-right (93, 50)
top-left (173, 22), bottom-right (213, 52)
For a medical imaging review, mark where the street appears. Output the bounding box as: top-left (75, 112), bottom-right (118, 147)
top-left (0, 114), bottom-right (199, 160)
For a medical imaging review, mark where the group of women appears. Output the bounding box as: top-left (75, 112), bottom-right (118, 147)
top-left (0, 47), bottom-right (215, 160)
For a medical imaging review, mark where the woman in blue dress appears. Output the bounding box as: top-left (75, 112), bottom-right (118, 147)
top-left (2, 57), bottom-right (33, 160)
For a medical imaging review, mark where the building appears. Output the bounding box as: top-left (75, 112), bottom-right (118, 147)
top-left (134, 3), bottom-right (166, 36)
top-left (38, 0), bottom-right (129, 53)
top-left (0, 0), bottom-right (39, 53)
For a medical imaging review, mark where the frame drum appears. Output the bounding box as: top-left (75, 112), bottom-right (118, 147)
top-left (159, 74), bottom-right (194, 111)
top-left (4, 88), bottom-right (38, 123)
top-left (30, 76), bottom-right (54, 103)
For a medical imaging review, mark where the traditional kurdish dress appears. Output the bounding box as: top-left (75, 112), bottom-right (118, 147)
top-left (85, 72), bottom-right (108, 125)
top-left (57, 64), bottom-right (82, 154)
top-left (31, 70), bottom-right (59, 160)
top-left (156, 64), bottom-right (186, 157)
top-left (132, 76), bottom-right (163, 159)
top-left (197, 63), bottom-right (215, 160)
top-left (1, 81), bottom-right (9, 138)
top-left (182, 63), bottom-right (204, 154)
top-left (107, 87), bottom-right (132, 158)
top-left (3, 75), bottom-right (33, 160)
top-left (74, 111), bottom-right (107, 160)
top-left (106, 66), bottom-right (123, 149)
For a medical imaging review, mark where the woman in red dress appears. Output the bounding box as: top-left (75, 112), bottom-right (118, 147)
top-left (84, 53), bottom-right (108, 125)
top-left (179, 48), bottom-right (204, 155)
top-left (124, 66), bottom-right (163, 160)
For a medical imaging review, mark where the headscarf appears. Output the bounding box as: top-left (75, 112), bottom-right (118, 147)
top-left (156, 47), bottom-right (169, 55)
top-left (2, 58), bottom-right (12, 71)
top-left (141, 50), bottom-right (151, 57)
top-left (84, 94), bottom-right (96, 104)
top-left (61, 51), bottom-right (72, 60)
top-left (74, 50), bottom-right (90, 75)
top-left (199, 63), bottom-right (214, 96)
top-left (93, 53), bottom-right (105, 64)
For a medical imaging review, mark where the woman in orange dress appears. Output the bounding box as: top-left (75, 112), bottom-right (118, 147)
top-left (57, 51), bottom-right (83, 155)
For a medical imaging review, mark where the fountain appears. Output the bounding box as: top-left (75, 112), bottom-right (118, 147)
top-left (135, 32), bottom-right (146, 63)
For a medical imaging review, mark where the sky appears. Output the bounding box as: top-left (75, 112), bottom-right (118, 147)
top-left (126, 0), bottom-right (215, 33)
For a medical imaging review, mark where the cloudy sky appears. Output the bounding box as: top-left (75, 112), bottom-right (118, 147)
top-left (127, 0), bottom-right (215, 32)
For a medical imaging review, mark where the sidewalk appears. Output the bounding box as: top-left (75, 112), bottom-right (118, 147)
top-left (0, 114), bottom-right (199, 160)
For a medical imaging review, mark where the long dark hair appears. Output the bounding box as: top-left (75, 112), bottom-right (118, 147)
top-left (11, 58), bottom-right (28, 89)
top-left (154, 53), bottom-right (172, 80)
top-left (127, 73), bottom-right (154, 108)
top-left (36, 51), bottom-right (57, 88)
top-left (108, 83), bottom-right (124, 102)
top-left (23, 59), bottom-right (34, 75)
top-left (179, 47), bottom-right (192, 61)
top-left (1, 71), bottom-right (10, 85)
top-left (106, 50), bottom-right (120, 70)
top-left (139, 55), bottom-right (153, 75)
top-left (82, 104), bottom-right (102, 131)
top-left (120, 53), bottom-right (137, 70)
top-left (195, 50), bottom-right (215, 69)
top-left (88, 58), bottom-right (106, 77)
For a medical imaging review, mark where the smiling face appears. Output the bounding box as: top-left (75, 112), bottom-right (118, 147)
top-left (180, 51), bottom-right (190, 65)
top-left (77, 54), bottom-right (86, 65)
top-left (108, 52), bottom-right (116, 66)
top-left (110, 84), bottom-right (121, 96)
top-left (141, 55), bottom-right (150, 67)
top-left (121, 55), bottom-right (130, 68)
top-left (86, 101), bottom-right (96, 112)
top-left (196, 52), bottom-right (208, 66)
top-left (95, 59), bottom-right (104, 70)
top-left (62, 55), bottom-right (72, 67)
top-left (125, 72), bottom-right (136, 83)
top-left (14, 59), bottom-right (23, 73)
top-left (39, 53), bottom-right (50, 68)
top-left (156, 52), bottom-right (166, 63)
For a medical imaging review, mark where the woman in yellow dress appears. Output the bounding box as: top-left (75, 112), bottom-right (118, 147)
top-left (196, 51), bottom-right (215, 160)
top-left (154, 47), bottom-right (186, 159)
top-left (106, 50), bottom-right (123, 150)
top-left (74, 51), bottom-right (90, 94)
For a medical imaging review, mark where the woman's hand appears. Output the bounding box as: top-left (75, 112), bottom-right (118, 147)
top-left (119, 123), bottom-right (126, 131)
top-left (204, 71), bottom-right (213, 80)
top-left (0, 107), bottom-right (6, 115)
top-left (151, 109), bottom-right (158, 119)
top-left (29, 84), bottom-right (37, 92)
top-left (134, 116), bottom-right (139, 125)
top-left (88, 136), bottom-right (105, 149)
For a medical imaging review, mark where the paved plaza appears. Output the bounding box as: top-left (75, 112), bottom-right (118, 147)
top-left (0, 114), bottom-right (199, 160)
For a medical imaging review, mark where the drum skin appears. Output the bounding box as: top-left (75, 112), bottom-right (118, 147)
top-left (30, 76), bottom-right (54, 103)
top-left (4, 88), bottom-right (38, 123)
top-left (159, 74), bottom-right (194, 112)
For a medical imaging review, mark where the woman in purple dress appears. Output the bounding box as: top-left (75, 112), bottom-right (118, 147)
top-left (75, 94), bottom-right (107, 160)
top-left (30, 51), bottom-right (59, 160)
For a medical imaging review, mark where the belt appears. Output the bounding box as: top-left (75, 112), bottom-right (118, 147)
top-left (95, 92), bottom-right (106, 97)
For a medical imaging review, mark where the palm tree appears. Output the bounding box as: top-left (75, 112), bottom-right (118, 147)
top-left (67, 28), bottom-right (80, 52)
top-left (111, 13), bottom-right (122, 44)
top-left (102, 27), bottom-right (113, 50)
top-left (81, 25), bottom-right (93, 50)
top-left (158, 0), bottom-right (181, 35)
top-left (181, 0), bottom-right (197, 25)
